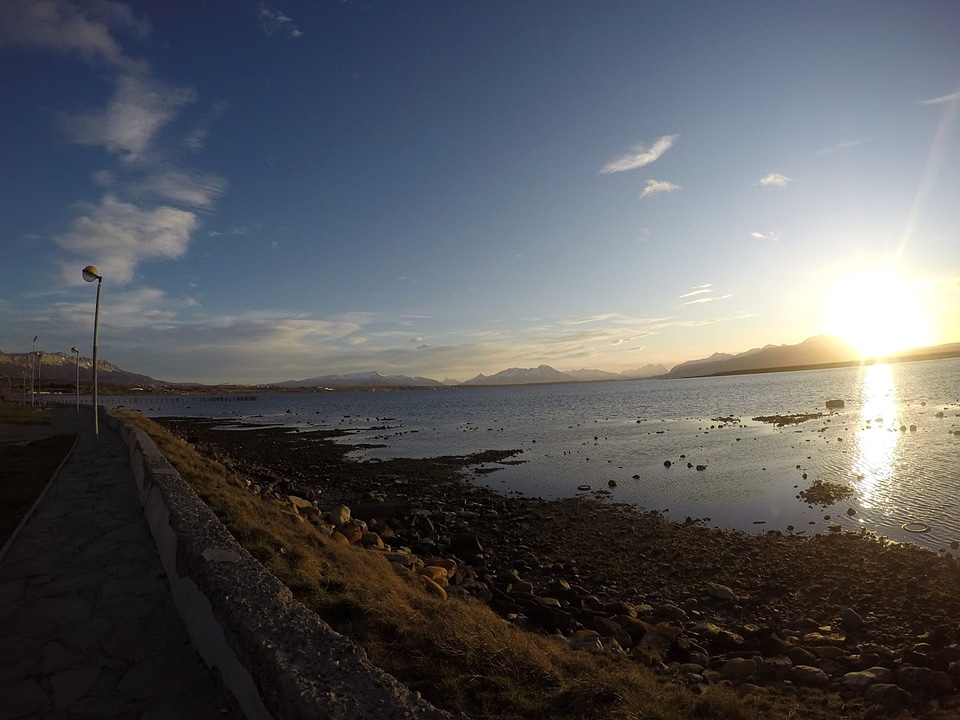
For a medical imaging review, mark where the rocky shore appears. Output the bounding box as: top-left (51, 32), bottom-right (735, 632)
top-left (159, 417), bottom-right (960, 717)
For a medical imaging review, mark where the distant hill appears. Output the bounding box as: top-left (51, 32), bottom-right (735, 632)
top-left (464, 364), bottom-right (572, 386)
top-left (0, 350), bottom-right (164, 387)
top-left (664, 335), bottom-right (861, 378)
top-left (274, 371), bottom-right (444, 389)
top-left (618, 363), bottom-right (669, 379)
top-left (274, 363), bottom-right (673, 389)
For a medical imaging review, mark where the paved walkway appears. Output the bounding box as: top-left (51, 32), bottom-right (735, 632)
top-left (0, 410), bottom-right (229, 719)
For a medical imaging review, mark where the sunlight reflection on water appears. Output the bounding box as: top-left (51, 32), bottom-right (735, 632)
top-left (852, 364), bottom-right (900, 509)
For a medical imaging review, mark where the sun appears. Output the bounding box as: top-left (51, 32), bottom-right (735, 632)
top-left (822, 269), bottom-right (933, 357)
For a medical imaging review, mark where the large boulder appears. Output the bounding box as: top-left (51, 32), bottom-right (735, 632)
top-left (450, 532), bottom-right (483, 558)
top-left (789, 665), bottom-right (829, 687)
top-left (721, 658), bottom-right (757, 682)
top-left (706, 582), bottom-right (738, 602)
top-left (863, 684), bottom-right (912, 711)
top-left (841, 670), bottom-right (880, 692)
top-left (840, 607), bottom-right (864, 632)
top-left (327, 504), bottom-right (351, 527)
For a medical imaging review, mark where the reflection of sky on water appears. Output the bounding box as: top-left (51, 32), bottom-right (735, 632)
top-left (103, 357), bottom-right (960, 549)
top-left (851, 364), bottom-right (900, 510)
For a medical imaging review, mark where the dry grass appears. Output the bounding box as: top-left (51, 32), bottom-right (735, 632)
top-left (116, 409), bottom-right (782, 720)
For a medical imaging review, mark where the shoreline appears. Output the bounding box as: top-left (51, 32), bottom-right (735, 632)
top-left (157, 415), bottom-right (960, 714)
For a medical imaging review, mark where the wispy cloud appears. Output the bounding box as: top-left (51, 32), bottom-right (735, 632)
top-left (640, 179), bottom-right (680, 198)
top-left (258, 3), bottom-right (303, 38)
top-left (816, 138), bottom-right (866, 155)
top-left (679, 285), bottom-right (711, 299)
top-left (750, 230), bottom-right (781, 241)
top-left (671, 314), bottom-right (754, 327)
top-left (184, 100), bottom-right (229, 153)
top-left (59, 72), bottom-right (196, 163)
top-left (682, 294), bottom-right (732, 306)
top-left (611, 333), bottom-right (653, 345)
top-left (0, 0), bottom-right (150, 69)
top-left (18, 2), bottom-right (230, 285)
top-left (561, 313), bottom-right (666, 327)
top-left (759, 172), bottom-right (791, 187)
top-left (599, 134), bottom-right (678, 175)
top-left (133, 167), bottom-right (228, 211)
top-left (919, 91), bottom-right (960, 106)
top-left (55, 194), bottom-right (197, 284)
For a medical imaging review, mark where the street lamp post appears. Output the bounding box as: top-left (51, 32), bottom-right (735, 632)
top-left (31, 335), bottom-right (37, 406)
top-left (82, 265), bottom-right (103, 437)
top-left (71, 347), bottom-right (80, 411)
top-left (35, 351), bottom-right (42, 406)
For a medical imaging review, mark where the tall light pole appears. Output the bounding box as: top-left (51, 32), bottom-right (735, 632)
top-left (35, 351), bottom-right (43, 406)
top-left (71, 347), bottom-right (80, 411)
top-left (82, 265), bottom-right (103, 437)
top-left (31, 335), bottom-right (37, 406)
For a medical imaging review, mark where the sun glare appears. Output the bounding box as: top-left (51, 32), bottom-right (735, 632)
top-left (822, 270), bottom-right (933, 357)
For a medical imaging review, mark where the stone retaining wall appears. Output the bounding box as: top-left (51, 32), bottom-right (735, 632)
top-left (107, 413), bottom-right (453, 720)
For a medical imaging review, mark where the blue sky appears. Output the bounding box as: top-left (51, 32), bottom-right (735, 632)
top-left (2, 0), bottom-right (959, 383)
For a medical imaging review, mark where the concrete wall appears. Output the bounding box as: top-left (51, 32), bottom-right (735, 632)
top-left (108, 413), bottom-right (454, 720)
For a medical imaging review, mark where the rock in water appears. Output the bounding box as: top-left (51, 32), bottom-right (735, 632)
top-left (826, 399), bottom-right (845, 409)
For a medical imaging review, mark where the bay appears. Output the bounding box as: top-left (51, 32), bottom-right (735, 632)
top-left (106, 357), bottom-right (960, 551)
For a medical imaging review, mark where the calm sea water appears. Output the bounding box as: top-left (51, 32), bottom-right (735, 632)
top-left (105, 358), bottom-right (960, 551)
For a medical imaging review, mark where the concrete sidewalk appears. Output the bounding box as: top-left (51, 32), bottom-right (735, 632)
top-left (0, 410), bottom-right (229, 719)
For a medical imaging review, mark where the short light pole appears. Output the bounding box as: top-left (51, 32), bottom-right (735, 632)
top-left (35, 351), bottom-right (43, 407)
top-left (82, 265), bottom-right (103, 437)
top-left (72, 346), bottom-right (80, 411)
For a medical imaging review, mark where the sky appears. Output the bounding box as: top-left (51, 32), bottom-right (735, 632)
top-left (1, 0), bottom-right (959, 384)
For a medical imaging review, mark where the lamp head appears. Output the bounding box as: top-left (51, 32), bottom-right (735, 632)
top-left (71, 346), bottom-right (79, 354)
top-left (82, 265), bottom-right (101, 283)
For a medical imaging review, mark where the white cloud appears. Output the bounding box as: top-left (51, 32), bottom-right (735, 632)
top-left (640, 179), bottom-right (680, 198)
top-left (750, 230), bottom-right (781, 241)
top-left (816, 138), bottom-right (866, 155)
top-left (599, 134), bottom-right (678, 175)
top-left (133, 166), bottom-right (228, 211)
top-left (679, 285), bottom-right (711, 299)
top-left (92, 169), bottom-right (114, 186)
top-left (59, 72), bottom-right (196, 163)
top-left (760, 172), bottom-right (790, 187)
top-left (919, 91), bottom-right (960, 106)
top-left (258, 3), bottom-right (303, 38)
top-left (55, 194), bottom-right (198, 284)
top-left (0, 0), bottom-right (149, 68)
top-left (681, 294), bottom-right (732, 306)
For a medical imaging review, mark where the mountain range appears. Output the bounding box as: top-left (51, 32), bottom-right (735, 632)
top-left (4, 335), bottom-right (960, 390)
top-left (0, 350), bottom-right (161, 388)
top-left (664, 334), bottom-right (860, 379)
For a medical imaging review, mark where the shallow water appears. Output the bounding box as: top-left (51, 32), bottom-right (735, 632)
top-left (106, 357), bottom-right (960, 551)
